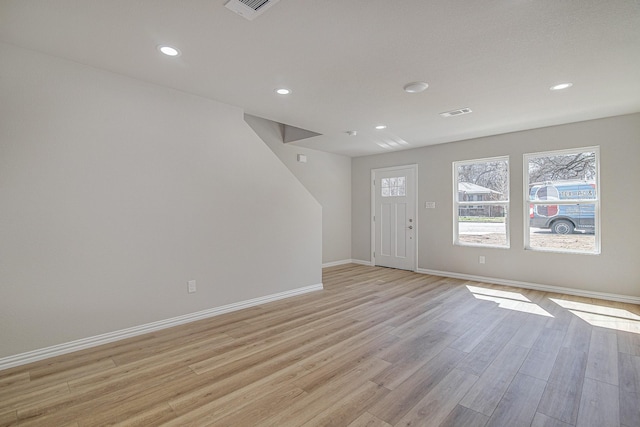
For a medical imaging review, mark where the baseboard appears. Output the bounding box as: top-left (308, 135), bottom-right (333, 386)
top-left (322, 259), bottom-right (354, 268)
top-left (351, 259), bottom-right (374, 266)
top-left (0, 283), bottom-right (324, 372)
top-left (322, 259), bottom-right (374, 268)
top-left (416, 268), bottom-right (640, 305)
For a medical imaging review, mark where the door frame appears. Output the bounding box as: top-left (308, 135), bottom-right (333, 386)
top-left (371, 164), bottom-right (418, 271)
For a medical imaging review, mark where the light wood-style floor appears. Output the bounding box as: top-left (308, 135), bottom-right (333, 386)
top-left (1, 264), bottom-right (639, 426)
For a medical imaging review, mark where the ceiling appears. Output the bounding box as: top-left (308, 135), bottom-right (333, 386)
top-left (1, 0), bottom-right (639, 157)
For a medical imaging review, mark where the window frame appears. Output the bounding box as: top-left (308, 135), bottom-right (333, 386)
top-left (453, 156), bottom-right (510, 249)
top-left (523, 146), bottom-right (601, 254)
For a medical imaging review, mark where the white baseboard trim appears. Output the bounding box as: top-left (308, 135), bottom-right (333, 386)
top-left (322, 259), bottom-right (354, 268)
top-left (416, 268), bottom-right (640, 305)
top-left (351, 259), bottom-right (374, 266)
top-left (0, 283), bottom-right (323, 372)
top-left (322, 259), bottom-right (374, 268)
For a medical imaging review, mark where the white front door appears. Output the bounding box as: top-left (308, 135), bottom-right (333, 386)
top-left (372, 165), bottom-right (417, 271)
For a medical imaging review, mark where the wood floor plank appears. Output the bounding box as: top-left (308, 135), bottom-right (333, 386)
top-left (506, 313), bottom-right (548, 349)
top-left (67, 334), bottom-right (233, 394)
top-left (0, 373), bottom-right (29, 390)
top-left (618, 352), bottom-right (640, 427)
top-left (0, 264), bottom-right (636, 426)
top-left (348, 412), bottom-right (393, 427)
top-left (585, 328), bottom-right (618, 385)
top-left (576, 377), bottom-right (619, 427)
top-left (165, 365), bottom-right (309, 425)
top-left (617, 330), bottom-right (640, 356)
top-left (619, 390), bottom-right (640, 427)
top-left (0, 381), bottom-right (70, 414)
top-left (438, 404), bottom-right (489, 427)
top-left (0, 410), bottom-right (17, 427)
top-left (531, 412), bottom-right (573, 427)
top-left (298, 325), bottom-right (397, 372)
top-left (448, 309), bottom-right (511, 353)
top-left (17, 367), bottom-right (195, 426)
top-left (388, 288), bottom-right (471, 338)
top-left (373, 329), bottom-right (458, 390)
top-left (459, 343), bottom-right (530, 416)
top-left (109, 403), bottom-right (176, 426)
top-left (456, 318), bottom-right (522, 377)
top-left (368, 347), bottom-right (466, 424)
top-left (484, 373), bottom-right (546, 427)
top-left (394, 368), bottom-right (479, 427)
top-left (562, 316), bottom-right (593, 354)
top-left (196, 384), bottom-right (306, 427)
top-left (299, 381), bottom-right (389, 427)
top-left (254, 357), bottom-right (391, 426)
top-left (291, 332), bottom-right (398, 393)
top-left (189, 315), bottom-right (357, 375)
top-left (346, 296), bottom-right (416, 324)
top-left (110, 328), bottom-right (235, 366)
top-left (519, 327), bottom-right (564, 381)
top-left (537, 347), bottom-right (588, 425)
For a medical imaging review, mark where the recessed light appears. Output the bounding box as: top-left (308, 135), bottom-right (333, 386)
top-left (158, 45), bottom-right (181, 57)
top-left (403, 81), bottom-right (429, 93)
top-left (276, 88), bottom-right (291, 95)
top-left (550, 83), bottom-right (573, 91)
top-left (375, 125), bottom-right (387, 130)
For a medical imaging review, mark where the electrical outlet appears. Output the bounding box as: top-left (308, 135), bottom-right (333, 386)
top-left (479, 256), bottom-right (486, 264)
top-left (188, 280), bottom-right (197, 293)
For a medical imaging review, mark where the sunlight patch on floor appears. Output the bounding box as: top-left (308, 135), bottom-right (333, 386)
top-left (466, 285), bottom-right (531, 302)
top-left (550, 298), bottom-right (640, 334)
top-left (466, 285), bottom-right (553, 317)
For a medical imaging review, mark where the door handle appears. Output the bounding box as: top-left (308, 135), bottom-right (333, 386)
top-left (407, 225), bottom-right (413, 230)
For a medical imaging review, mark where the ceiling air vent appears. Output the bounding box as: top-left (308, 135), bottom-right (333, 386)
top-left (224, 0), bottom-right (281, 20)
top-left (440, 108), bottom-right (473, 118)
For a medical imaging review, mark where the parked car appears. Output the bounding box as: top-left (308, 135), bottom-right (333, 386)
top-left (529, 180), bottom-right (596, 234)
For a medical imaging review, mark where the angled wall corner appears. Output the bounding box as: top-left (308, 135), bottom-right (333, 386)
top-left (245, 114), bottom-right (352, 265)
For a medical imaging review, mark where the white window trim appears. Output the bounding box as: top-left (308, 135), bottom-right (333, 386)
top-left (523, 146), bottom-right (601, 254)
top-left (453, 156), bottom-right (510, 249)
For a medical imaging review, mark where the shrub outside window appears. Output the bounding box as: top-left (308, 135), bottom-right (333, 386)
top-left (524, 147), bottom-right (600, 254)
top-left (453, 157), bottom-right (509, 248)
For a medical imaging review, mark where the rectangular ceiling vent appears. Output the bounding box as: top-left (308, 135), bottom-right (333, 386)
top-left (440, 108), bottom-right (473, 118)
top-left (224, 0), bottom-right (281, 20)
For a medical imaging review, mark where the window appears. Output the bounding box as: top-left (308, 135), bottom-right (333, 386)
top-left (381, 176), bottom-right (406, 197)
top-left (524, 147), bottom-right (600, 254)
top-left (453, 157), bottom-right (509, 247)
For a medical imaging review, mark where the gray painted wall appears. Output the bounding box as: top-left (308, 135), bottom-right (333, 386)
top-left (0, 43), bottom-right (322, 358)
top-left (352, 114), bottom-right (640, 298)
top-left (245, 115), bottom-right (352, 265)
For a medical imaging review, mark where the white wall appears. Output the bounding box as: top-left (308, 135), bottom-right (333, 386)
top-left (0, 43), bottom-right (322, 359)
top-left (352, 114), bottom-right (640, 298)
top-left (245, 115), bottom-right (352, 265)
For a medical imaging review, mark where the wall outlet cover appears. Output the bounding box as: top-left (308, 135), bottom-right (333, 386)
top-left (188, 280), bottom-right (197, 293)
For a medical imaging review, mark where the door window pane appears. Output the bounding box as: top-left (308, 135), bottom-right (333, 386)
top-left (381, 176), bottom-right (406, 197)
